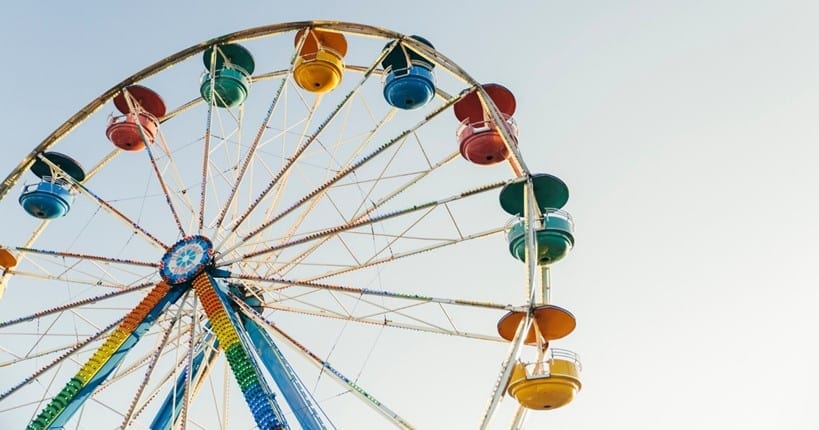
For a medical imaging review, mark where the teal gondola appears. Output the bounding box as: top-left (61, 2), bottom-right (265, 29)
top-left (200, 44), bottom-right (255, 108)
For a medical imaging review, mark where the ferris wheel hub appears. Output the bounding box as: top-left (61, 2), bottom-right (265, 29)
top-left (159, 235), bottom-right (214, 285)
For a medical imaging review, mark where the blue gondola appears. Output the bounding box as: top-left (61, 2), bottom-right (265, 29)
top-left (19, 152), bottom-right (85, 219)
top-left (381, 36), bottom-right (436, 110)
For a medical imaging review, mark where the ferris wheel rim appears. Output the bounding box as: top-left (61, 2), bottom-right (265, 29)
top-left (0, 20), bottom-right (521, 202)
top-left (0, 20), bottom-right (544, 429)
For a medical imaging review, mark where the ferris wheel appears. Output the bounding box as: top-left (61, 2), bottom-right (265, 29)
top-left (0, 21), bottom-right (582, 429)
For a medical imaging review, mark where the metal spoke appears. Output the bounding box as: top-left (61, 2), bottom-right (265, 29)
top-left (266, 151), bottom-right (461, 279)
top-left (242, 105), bottom-right (399, 277)
top-left (35, 153), bottom-right (168, 250)
top-left (218, 180), bottom-right (506, 266)
top-left (233, 298), bottom-right (415, 429)
top-left (307, 226), bottom-right (503, 281)
top-left (226, 273), bottom-right (520, 313)
top-left (260, 302), bottom-right (504, 342)
top-left (5, 246), bottom-right (157, 269)
top-left (215, 42), bottom-right (398, 255)
top-left (0, 318), bottom-right (120, 402)
top-left (212, 34), bottom-right (307, 232)
top-left (0, 283), bottom-right (151, 329)
top-left (122, 89), bottom-right (188, 238)
top-left (120, 290), bottom-right (188, 428)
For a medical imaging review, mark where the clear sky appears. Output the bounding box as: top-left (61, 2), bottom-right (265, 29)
top-left (1, 1), bottom-right (818, 429)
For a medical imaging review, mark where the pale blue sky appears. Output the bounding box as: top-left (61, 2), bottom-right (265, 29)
top-left (1, 1), bottom-right (818, 429)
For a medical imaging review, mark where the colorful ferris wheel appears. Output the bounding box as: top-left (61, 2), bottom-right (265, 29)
top-left (0, 21), bottom-right (582, 429)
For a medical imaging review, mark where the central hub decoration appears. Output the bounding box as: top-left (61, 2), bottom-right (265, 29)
top-left (159, 235), bottom-right (214, 284)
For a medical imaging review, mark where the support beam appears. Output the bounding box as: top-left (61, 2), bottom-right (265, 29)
top-left (243, 316), bottom-right (327, 430)
top-left (150, 331), bottom-right (220, 430)
top-left (27, 282), bottom-right (187, 430)
top-left (233, 298), bottom-right (414, 429)
top-left (192, 273), bottom-right (288, 429)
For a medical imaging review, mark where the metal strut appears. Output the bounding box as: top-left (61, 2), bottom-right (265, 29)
top-left (150, 329), bottom-right (221, 430)
top-left (191, 272), bottom-right (289, 429)
top-left (243, 315), bottom-right (329, 430)
top-left (26, 282), bottom-right (187, 430)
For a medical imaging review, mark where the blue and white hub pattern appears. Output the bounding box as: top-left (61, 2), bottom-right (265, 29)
top-left (159, 235), bottom-right (214, 284)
